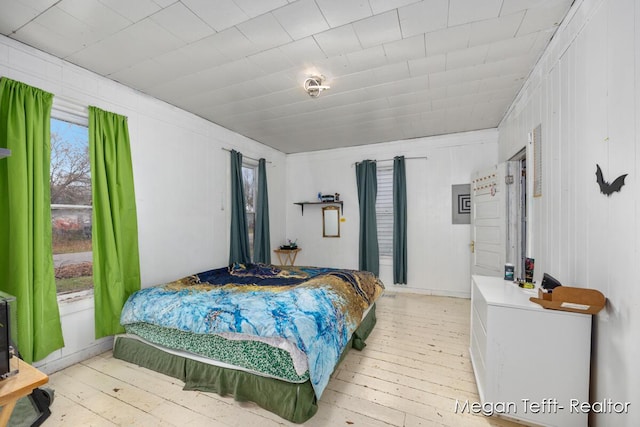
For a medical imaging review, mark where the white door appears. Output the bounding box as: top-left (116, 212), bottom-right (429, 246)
top-left (470, 164), bottom-right (507, 276)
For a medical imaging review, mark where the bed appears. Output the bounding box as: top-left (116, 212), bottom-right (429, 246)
top-left (112, 263), bottom-right (384, 423)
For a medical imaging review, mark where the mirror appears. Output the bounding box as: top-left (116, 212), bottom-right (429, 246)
top-left (322, 206), bottom-right (340, 238)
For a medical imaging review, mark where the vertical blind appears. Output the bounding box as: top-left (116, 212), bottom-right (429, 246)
top-left (376, 166), bottom-right (393, 257)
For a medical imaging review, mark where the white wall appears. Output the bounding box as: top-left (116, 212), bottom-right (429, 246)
top-left (286, 129), bottom-right (498, 297)
top-left (0, 35), bottom-right (287, 372)
top-left (498, 0), bottom-right (638, 425)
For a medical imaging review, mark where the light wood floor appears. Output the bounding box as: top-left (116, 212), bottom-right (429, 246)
top-left (44, 293), bottom-right (523, 426)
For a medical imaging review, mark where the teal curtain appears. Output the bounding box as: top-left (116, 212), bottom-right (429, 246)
top-left (253, 158), bottom-right (271, 264)
top-left (356, 160), bottom-right (379, 276)
top-left (0, 78), bottom-right (64, 363)
top-left (393, 156), bottom-right (407, 284)
top-left (89, 106), bottom-right (141, 339)
top-left (229, 150), bottom-right (250, 265)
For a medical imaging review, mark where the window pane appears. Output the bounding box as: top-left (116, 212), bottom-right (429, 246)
top-left (242, 166), bottom-right (255, 212)
top-left (376, 167), bottom-right (393, 257)
top-left (51, 118), bottom-right (93, 294)
top-left (242, 165), bottom-right (257, 260)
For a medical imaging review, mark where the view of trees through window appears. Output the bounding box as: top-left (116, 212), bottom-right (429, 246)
top-left (50, 117), bottom-right (93, 294)
top-left (242, 164), bottom-right (257, 259)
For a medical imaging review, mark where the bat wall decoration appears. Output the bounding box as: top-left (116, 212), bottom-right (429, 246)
top-left (595, 164), bottom-right (627, 196)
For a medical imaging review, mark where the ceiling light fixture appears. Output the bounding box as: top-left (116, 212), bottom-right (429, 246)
top-left (303, 75), bottom-right (330, 97)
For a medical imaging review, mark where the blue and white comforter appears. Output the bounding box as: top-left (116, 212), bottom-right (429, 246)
top-left (120, 264), bottom-right (384, 397)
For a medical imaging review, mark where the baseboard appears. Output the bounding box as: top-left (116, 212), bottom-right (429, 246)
top-left (384, 286), bottom-right (471, 299)
top-left (33, 337), bottom-right (114, 375)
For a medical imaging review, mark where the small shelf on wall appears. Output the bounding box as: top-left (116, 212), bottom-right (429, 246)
top-left (294, 201), bottom-right (343, 216)
top-left (0, 148), bottom-right (10, 159)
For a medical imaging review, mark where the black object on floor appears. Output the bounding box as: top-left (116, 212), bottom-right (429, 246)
top-left (7, 387), bottom-right (54, 427)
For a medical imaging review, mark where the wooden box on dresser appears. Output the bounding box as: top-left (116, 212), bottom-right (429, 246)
top-left (470, 275), bottom-right (592, 427)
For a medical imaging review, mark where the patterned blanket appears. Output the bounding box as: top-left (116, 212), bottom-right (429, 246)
top-left (120, 263), bottom-right (384, 397)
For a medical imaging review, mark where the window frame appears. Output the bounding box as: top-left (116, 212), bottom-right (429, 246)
top-left (50, 100), bottom-right (92, 297)
top-left (241, 159), bottom-right (258, 260)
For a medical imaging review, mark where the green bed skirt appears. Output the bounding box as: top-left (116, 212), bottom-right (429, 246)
top-left (113, 303), bottom-right (377, 423)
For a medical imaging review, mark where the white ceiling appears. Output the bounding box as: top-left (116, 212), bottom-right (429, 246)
top-left (0, 0), bottom-right (573, 153)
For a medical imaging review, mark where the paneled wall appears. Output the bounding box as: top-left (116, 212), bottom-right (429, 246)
top-left (286, 129), bottom-right (498, 297)
top-left (0, 35), bottom-right (287, 372)
top-left (498, 0), bottom-right (639, 425)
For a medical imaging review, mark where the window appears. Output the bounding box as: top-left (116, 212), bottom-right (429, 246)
top-left (376, 166), bottom-right (393, 257)
top-left (50, 116), bottom-right (92, 294)
top-left (242, 163), bottom-right (257, 259)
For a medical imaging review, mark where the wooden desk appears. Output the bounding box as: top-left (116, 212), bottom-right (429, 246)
top-left (273, 248), bottom-right (301, 266)
top-left (0, 358), bottom-right (48, 427)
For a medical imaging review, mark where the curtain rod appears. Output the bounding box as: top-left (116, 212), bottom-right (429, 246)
top-left (221, 147), bottom-right (272, 163)
top-left (353, 156), bottom-right (428, 166)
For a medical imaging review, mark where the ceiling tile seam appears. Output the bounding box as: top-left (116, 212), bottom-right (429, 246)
top-left (225, 52), bottom-right (424, 102)
top-left (197, 74), bottom-right (408, 117)
top-left (198, 73), bottom-right (488, 121)
top-left (20, 1), bottom-right (548, 82)
top-left (223, 0), bottom-right (336, 43)
top-left (249, 103), bottom-right (435, 134)
top-left (233, 0), bottom-right (309, 24)
top-left (177, 1), bottom-right (219, 34)
top-left (513, 8), bottom-right (528, 40)
top-left (168, 50), bottom-right (370, 101)
top-left (313, 0), bottom-right (331, 31)
top-left (176, 43), bottom-right (529, 112)
top-left (351, 23), bottom-right (367, 54)
top-left (97, 0), bottom-right (153, 28)
top-left (231, 0), bottom-right (255, 18)
top-left (235, 13), bottom-right (292, 48)
top-left (424, 33), bottom-right (427, 58)
top-left (150, 3), bottom-right (532, 86)
top-left (234, 99), bottom-right (395, 127)
top-left (6, 0), bottom-right (64, 35)
top-left (496, 0), bottom-right (506, 17)
top-left (57, 4), bottom-right (182, 61)
top-left (152, 0), bottom-right (178, 8)
top-left (312, 29), bottom-right (348, 59)
top-left (161, 1), bottom-right (317, 39)
top-left (253, 111), bottom-right (434, 137)
top-left (173, 13), bottom-right (404, 78)
top-left (310, 8), bottom-right (428, 59)
top-left (244, 97), bottom-right (506, 134)
top-left (15, 1), bottom-right (564, 153)
top-left (30, 7), bottom-right (100, 60)
top-left (216, 76), bottom-right (455, 125)
top-left (237, 81), bottom-right (519, 128)
top-left (148, 12), bottom-right (211, 45)
top-left (378, 9), bottom-right (403, 60)
top-left (240, 97), bottom-right (419, 126)
top-left (215, 71), bottom-right (510, 121)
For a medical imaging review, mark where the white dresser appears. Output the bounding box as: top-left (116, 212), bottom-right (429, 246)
top-left (470, 275), bottom-right (592, 427)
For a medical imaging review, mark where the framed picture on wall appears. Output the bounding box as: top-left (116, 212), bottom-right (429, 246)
top-left (452, 184), bottom-right (471, 224)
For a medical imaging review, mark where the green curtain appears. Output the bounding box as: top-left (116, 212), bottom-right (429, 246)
top-left (229, 150), bottom-right (250, 265)
top-left (253, 158), bottom-right (271, 264)
top-left (355, 160), bottom-right (379, 276)
top-left (0, 78), bottom-right (64, 363)
top-left (393, 156), bottom-right (407, 284)
top-left (89, 106), bottom-right (141, 339)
